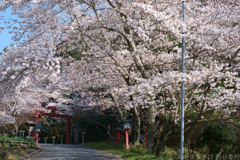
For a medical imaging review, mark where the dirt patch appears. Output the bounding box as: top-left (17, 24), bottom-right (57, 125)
top-left (0, 146), bottom-right (35, 160)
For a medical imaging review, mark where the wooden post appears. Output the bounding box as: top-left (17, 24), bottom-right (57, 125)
top-left (74, 129), bottom-right (79, 143)
top-left (66, 116), bottom-right (71, 144)
top-left (126, 130), bottom-right (130, 150)
top-left (36, 132), bottom-right (39, 145)
top-left (61, 138), bottom-right (63, 144)
top-left (34, 112), bottom-right (39, 145)
top-left (117, 131), bottom-right (120, 144)
top-left (34, 112), bottom-right (39, 122)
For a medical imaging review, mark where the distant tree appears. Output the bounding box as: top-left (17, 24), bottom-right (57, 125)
top-left (0, 95), bottom-right (31, 135)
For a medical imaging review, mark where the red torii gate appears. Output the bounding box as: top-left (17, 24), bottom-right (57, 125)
top-left (32, 105), bottom-right (76, 144)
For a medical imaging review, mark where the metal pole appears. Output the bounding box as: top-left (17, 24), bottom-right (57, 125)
top-left (180, 0), bottom-right (186, 160)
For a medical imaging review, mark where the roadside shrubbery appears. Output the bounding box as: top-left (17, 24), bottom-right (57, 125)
top-left (128, 143), bottom-right (148, 154)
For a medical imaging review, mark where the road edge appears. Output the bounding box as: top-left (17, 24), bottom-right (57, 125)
top-left (17, 147), bottom-right (43, 160)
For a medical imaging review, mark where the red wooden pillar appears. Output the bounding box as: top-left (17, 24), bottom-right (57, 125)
top-left (34, 113), bottom-right (39, 122)
top-left (34, 112), bottom-right (39, 145)
top-left (125, 130), bottom-right (130, 150)
top-left (117, 131), bottom-right (120, 144)
top-left (66, 116), bottom-right (71, 144)
top-left (36, 132), bottom-right (39, 145)
top-left (145, 129), bottom-right (148, 146)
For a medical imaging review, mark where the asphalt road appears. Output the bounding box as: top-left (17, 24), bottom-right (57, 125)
top-left (32, 143), bottom-right (123, 160)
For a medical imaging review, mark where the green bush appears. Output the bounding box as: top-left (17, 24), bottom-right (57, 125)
top-left (128, 143), bottom-right (148, 154)
top-left (158, 153), bottom-right (173, 160)
top-left (123, 143), bottom-right (173, 160)
top-left (198, 122), bottom-right (237, 155)
top-left (2, 142), bottom-right (7, 147)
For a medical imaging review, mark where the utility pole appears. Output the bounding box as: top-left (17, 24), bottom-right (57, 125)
top-left (180, 0), bottom-right (186, 160)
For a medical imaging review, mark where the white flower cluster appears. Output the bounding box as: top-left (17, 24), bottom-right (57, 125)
top-left (0, 0), bottom-right (239, 125)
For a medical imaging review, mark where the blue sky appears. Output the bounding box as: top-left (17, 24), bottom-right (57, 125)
top-left (0, 8), bottom-right (19, 52)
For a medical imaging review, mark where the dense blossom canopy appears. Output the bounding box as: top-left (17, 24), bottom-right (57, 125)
top-left (0, 1), bottom-right (239, 150)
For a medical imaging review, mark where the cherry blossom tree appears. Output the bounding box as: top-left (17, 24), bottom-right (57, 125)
top-left (0, 0), bottom-right (239, 154)
top-left (0, 95), bottom-right (31, 135)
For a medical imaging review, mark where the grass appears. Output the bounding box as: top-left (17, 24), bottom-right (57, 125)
top-left (0, 136), bottom-right (37, 160)
top-left (0, 146), bottom-right (35, 160)
top-left (84, 141), bottom-right (176, 160)
top-left (0, 136), bottom-right (36, 147)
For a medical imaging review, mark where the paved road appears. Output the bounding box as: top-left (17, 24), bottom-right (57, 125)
top-left (32, 144), bottom-right (123, 160)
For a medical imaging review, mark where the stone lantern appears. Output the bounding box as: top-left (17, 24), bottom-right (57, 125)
top-left (122, 119), bottom-right (133, 150)
top-left (122, 119), bottom-right (133, 130)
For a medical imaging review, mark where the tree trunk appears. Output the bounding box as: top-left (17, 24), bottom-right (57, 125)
top-left (14, 124), bottom-right (19, 137)
top-left (110, 93), bottom-right (124, 122)
top-left (2, 127), bottom-right (5, 136)
top-left (191, 143), bottom-right (195, 160)
top-left (133, 107), bottom-right (140, 145)
top-left (187, 139), bottom-right (191, 160)
top-left (116, 106), bottom-right (124, 122)
top-left (146, 105), bottom-right (156, 153)
top-left (147, 126), bottom-right (155, 153)
top-left (111, 108), bottom-right (122, 123)
top-left (156, 134), bottom-right (165, 157)
top-left (15, 128), bottom-right (18, 137)
top-left (133, 116), bottom-right (140, 145)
